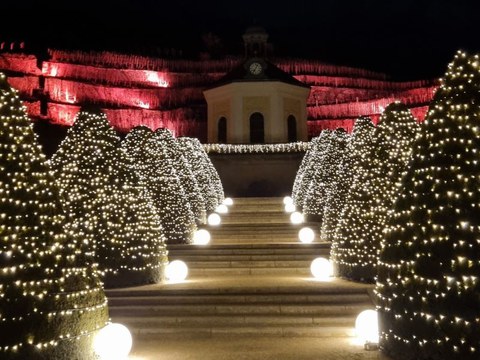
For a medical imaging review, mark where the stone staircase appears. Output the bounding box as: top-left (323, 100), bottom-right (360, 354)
top-left (167, 243), bottom-right (329, 276)
top-left (208, 197), bottom-right (319, 243)
top-left (106, 197), bottom-right (375, 339)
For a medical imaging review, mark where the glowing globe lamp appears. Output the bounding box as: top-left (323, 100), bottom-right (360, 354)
top-left (298, 227), bottom-right (315, 243)
top-left (290, 211), bottom-right (304, 224)
top-left (208, 213), bottom-right (222, 226)
top-left (284, 203), bottom-right (296, 213)
top-left (94, 323), bottom-right (132, 360)
top-left (310, 257), bottom-right (333, 280)
top-left (283, 196), bottom-right (293, 205)
top-left (355, 310), bottom-right (379, 344)
top-left (216, 204), bottom-right (229, 214)
top-left (165, 260), bottom-right (188, 282)
top-left (223, 197), bottom-right (233, 206)
top-left (193, 229), bottom-right (211, 245)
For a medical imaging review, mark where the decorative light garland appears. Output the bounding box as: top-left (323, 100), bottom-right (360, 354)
top-left (0, 72), bottom-right (108, 359)
top-left (203, 142), bottom-right (310, 154)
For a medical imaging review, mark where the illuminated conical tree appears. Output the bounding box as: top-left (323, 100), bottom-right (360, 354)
top-left (154, 128), bottom-right (207, 224)
top-left (0, 74), bottom-right (108, 360)
top-left (196, 139), bottom-right (225, 206)
top-left (330, 116), bottom-right (376, 281)
top-left (319, 129), bottom-right (350, 241)
top-left (302, 130), bottom-right (334, 220)
top-left (51, 110), bottom-right (167, 287)
top-left (178, 137), bottom-right (221, 213)
top-left (141, 132), bottom-right (197, 244)
top-left (291, 135), bottom-right (319, 209)
top-left (376, 52), bottom-right (480, 360)
top-left (295, 130), bottom-right (332, 211)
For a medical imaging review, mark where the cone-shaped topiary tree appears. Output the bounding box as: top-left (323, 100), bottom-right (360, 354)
top-left (51, 111), bottom-right (167, 287)
top-left (197, 139), bottom-right (225, 206)
top-left (0, 74), bottom-right (108, 359)
top-left (178, 137), bottom-right (221, 213)
top-left (330, 116), bottom-right (377, 281)
top-left (294, 130), bottom-right (331, 212)
top-left (376, 51), bottom-right (480, 360)
top-left (154, 128), bottom-right (206, 224)
top-left (302, 130), bottom-right (335, 221)
top-left (291, 135), bottom-right (318, 208)
top-left (138, 131), bottom-right (197, 244)
top-left (319, 129), bottom-right (350, 242)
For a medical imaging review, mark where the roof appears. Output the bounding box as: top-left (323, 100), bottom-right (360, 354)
top-left (206, 58), bottom-right (311, 90)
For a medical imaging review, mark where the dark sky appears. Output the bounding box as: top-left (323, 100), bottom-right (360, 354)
top-left (1, 0), bottom-right (479, 80)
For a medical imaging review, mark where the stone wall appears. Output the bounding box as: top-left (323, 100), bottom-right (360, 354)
top-left (209, 152), bottom-right (304, 197)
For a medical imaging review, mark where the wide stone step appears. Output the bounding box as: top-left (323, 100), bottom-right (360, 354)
top-left (114, 323), bottom-right (356, 338)
top-left (112, 314), bottom-right (356, 327)
top-left (166, 254), bottom-right (328, 262)
top-left (226, 204), bottom-right (285, 212)
top-left (206, 223), bottom-right (319, 231)
top-left (109, 303), bottom-right (368, 317)
top-left (108, 293), bottom-right (370, 306)
top-left (186, 267), bottom-right (312, 276)
top-left (179, 260), bottom-right (313, 268)
top-left (167, 243), bottom-right (329, 252)
top-left (230, 197), bottom-right (284, 205)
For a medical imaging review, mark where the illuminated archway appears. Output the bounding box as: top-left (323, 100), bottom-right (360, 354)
top-left (249, 112), bottom-right (264, 144)
top-left (287, 115), bottom-right (297, 142)
top-left (217, 117), bottom-right (227, 143)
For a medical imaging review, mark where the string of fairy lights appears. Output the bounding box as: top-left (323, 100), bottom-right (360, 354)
top-left (204, 142), bottom-right (311, 154)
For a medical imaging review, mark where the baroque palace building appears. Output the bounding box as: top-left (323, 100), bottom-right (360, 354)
top-left (0, 27), bottom-right (437, 143)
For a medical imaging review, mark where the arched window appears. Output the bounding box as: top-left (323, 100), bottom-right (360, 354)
top-left (287, 115), bottom-right (297, 142)
top-left (250, 112), bottom-right (265, 144)
top-left (217, 117), bottom-right (227, 143)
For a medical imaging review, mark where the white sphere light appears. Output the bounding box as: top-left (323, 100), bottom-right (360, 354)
top-left (193, 229), bottom-right (211, 245)
top-left (94, 323), bottom-right (132, 360)
top-left (355, 310), bottom-right (379, 344)
top-left (284, 203), bottom-right (296, 213)
top-left (208, 213), bottom-right (222, 226)
top-left (290, 211), bottom-right (304, 224)
top-left (298, 227), bottom-right (315, 243)
top-left (165, 260), bottom-right (188, 282)
top-left (283, 196), bottom-right (293, 205)
top-left (223, 197), bottom-right (233, 206)
top-left (310, 257), bottom-right (333, 280)
top-left (216, 204), bottom-right (229, 214)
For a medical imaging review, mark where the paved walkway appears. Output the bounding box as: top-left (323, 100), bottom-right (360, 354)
top-left (128, 333), bottom-right (391, 360)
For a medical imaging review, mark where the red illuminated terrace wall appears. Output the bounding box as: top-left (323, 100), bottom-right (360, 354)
top-left (0, 50), bottom-right (437, 140)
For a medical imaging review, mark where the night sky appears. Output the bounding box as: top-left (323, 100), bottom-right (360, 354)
top-left (1, 0), bottom-right (479, 80)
